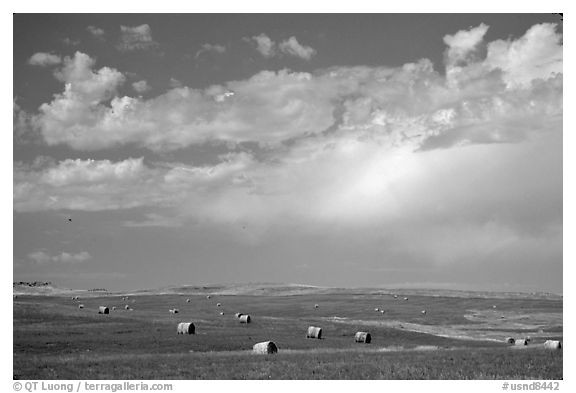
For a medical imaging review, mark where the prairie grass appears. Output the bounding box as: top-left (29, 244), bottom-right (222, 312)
top-left (13, 293), bottom-right (562, 379)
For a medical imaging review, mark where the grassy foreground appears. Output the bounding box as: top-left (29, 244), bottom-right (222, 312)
top-left (13, 292), bottom-right (562, 379)
top-left (14, 347), bottom-right (562, 380)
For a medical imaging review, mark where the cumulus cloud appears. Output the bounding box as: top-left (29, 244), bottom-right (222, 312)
top-left (444, 23), bottom-right (562, 88)
top-left (14, 100), bottom-right (39, 144)
top-left (484, 23), bottom-right (563, 87)
top-left (87, 25), bottom-right (105, 40)
top-left (195, 43), bottom-right (226, 58)
top-left (278, 36), bottom-right (316, 60)
top-left (28, 52), bottom-right (61, 67)
top-left (251, 33), bottom-right (276, 57)
top-left (444, 23), bottom-right (489, 67)
top-left (248, 34), bottom-right (316, 60)
top-left (116, 24), bottom-right (159, 52)
top-left (32, 23), bottom-right (562, 153)
top-left (13, 154), bottom-right (256, 213)
top-left (28, 250), bottom-right (92, 264)
top-left (132, 80), bottom-right (151, 93)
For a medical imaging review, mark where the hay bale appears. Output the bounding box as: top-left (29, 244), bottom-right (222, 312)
top-left (78, 304), bottom-right (84, 309)
top-left (421, 310), bottom-right (427, 315)
top-left (374, 308), bottom-right (380, 312)
top-left (235, 313), bottom-right (244, 318)
top-left (125, 305), bottom-right (130, 310)
top-left (307, 326), bottom-right (322, 339)
top-left (98, 306), bottom-right (109, 314)
top-left (186, 299), bottom-right (191, 303)
top-left (354, 331), bottom-right (371, 343)
top-left (505, 337), bottom-right (515, 344)
top-left (403, 297), bottom-right (409, 301)
top-left (220, 311), bottom-right (225, 315)
top-left (112, 306), bottom-right (117, 311)
top-left (239, 314), bottom-right (251, 323)
top-left (543, 340), bottom-right (562, 350)
top-left (514, 338), bottom-right (528, 346)
top-left (314, 304), bottom-right (319, 309)
top-left (216, 303), bottom-right (222, 307)
top-left (206, 295), bottom-right (211, 299)
top-left (393, 295), bottom-right (398, 299)
top-left (380, 310), bottom-right (385, 314)
top-left (169, 308), bottom-right (179, 314)
top-left (177, 322), bottom-right (195, 335)
top-left (253, 341), bottom-right (278, 354)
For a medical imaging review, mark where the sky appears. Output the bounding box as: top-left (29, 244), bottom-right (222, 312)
top-left (12, 13), bottom-right (563, 293)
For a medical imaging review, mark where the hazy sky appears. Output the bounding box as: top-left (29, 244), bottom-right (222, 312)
top-left (13, 14), bottom-right (563, 292)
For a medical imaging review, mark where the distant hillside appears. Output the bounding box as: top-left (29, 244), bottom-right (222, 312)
top-left (13, 282), bottom-right (107, 297)
top-left (13, 281), bottom-right (561, 300)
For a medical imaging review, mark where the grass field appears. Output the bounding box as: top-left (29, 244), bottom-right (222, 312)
top-left (13, 285), bottom-right (563, 379)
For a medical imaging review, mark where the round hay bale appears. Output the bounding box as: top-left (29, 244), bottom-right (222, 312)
top-left (514, 338), bottom-right (528, 346)
top-left (403, 297), bottom-right (409, 301)
top-left (112, 306), bottom-right (117, 311)
top-left (98, 306), bottom-right (109, 314)
top-left (216, 303), bottom-right (222, 307)
top-left (543, 340), bottom-right (562, 350)
top-left (169, 308), bottom-right (179, 314)
top-left (125, 305), bottom-right (130, 310)
top-left (380, 310), bottom-right (385, 314)
top-left (253, 341), bottom-right (278, 354)
top-left (314, 304), bottom-right (319, 309)
top-left (393, 294), bottom-right (398, 299)
top-left (307, 326), bottom-right (322, 339)
top-left (374, 308), bottom-right (380, 312)
top-left (206, 295), bottom-right (211, 299)
top-left (78, 304), bottom-right (84, 309)
top-left (186, 299), bottom-right (191, 303)
top-left (177, 322), bottom-right (195, 335)
top-left (239, 314), bottom-right (251, 323)
top-left (220, 312), bottom-right (225, 316)
top-left (355, 331), bottom-right (371, 343)
top-left (505, 337), bottom-right (515, 344)
top-left (421, 310), bottom-right (427, 315)
top-left (235, 313), bottom-right (244, 318)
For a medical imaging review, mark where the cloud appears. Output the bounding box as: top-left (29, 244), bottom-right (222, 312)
top-left (62, 38), bottom-right (80, 46)
top-left (444, 23), bottom-right (562, 88)
top-left (195, 43), bottom-right (226, 58)
top-left (14, 100), bottom-right (39, 144)
top-left (132, 80), bottom-right (151, 93)
top-left (484, 23), bottom-right (563, 87)
top-left (443, 23), bottom-right (489, 67)
top-left (248, 34), bottom-right (317, 60)
top-left (169, 78), bottom-right (183, 88)
top-left (32, 27), bottom-right (561, 153)
top-left (87, 25), bottom-right (105, 40)
top-left (251, 33), bottom-right (276, 57)
top-left (28, 52), bottom-right (61, 67)
top-left (13, 154), bottom-right (255, 213)
top-left (33, 52), bottom-right (126, 149)
top-left (116, 24), bottom-right (159, 52)
top-left (278, 36), bottom-right (316, 60)
top-left (28, 251), bottom-right (92, 264)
